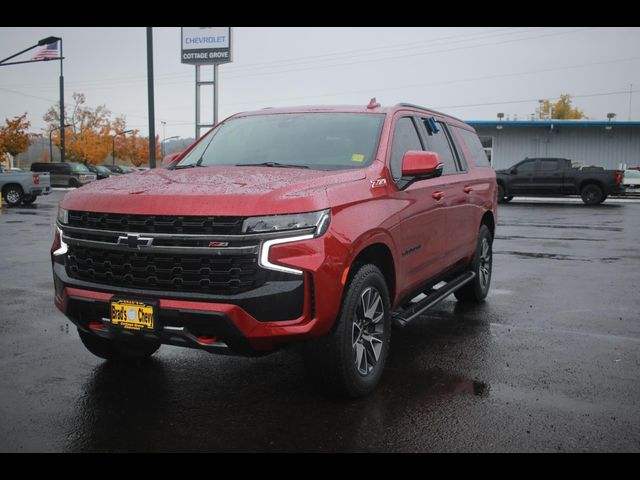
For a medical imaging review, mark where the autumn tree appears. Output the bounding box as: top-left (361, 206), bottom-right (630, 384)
top-left (0, 113), bottom-right (32, 160)
top-left (44, 92), bottom-right (158, 165)
top-left (540, 94), bottom-right (587, 120)
top-left (119, 133), bottom-right (160, 167)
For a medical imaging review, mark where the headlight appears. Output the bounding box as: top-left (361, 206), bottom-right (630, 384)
top-left (57, 207), bottom-right (68, 225)
top-left (242, 209), bottom-right (330, 236)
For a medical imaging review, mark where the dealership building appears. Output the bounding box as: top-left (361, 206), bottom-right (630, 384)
top-left (466, 120), bottom-right (640, 170)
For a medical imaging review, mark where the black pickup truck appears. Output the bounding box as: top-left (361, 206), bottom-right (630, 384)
top-left (496, 157), bottom-right (624, 205)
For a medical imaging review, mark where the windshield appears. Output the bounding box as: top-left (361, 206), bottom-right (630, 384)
top-left (70, 163), bottom-right (90, 173)
top-left (96, 166), bottom-right (111, 174)
top-left (175, 113), bottom-right (385, 171)
top-left (625, 170), bottom-right (640, 178)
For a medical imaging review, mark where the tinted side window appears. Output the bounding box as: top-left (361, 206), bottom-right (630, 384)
top-left (390, 117), bottom-right (423, 181)
top-left (517, 160), bottom-right (536, 172)
top-left (455, 127), bottom-right (491, 168)
top-left (539, 159), bottom-right (558, 171)
top-left (421, 120), bottom-right (457, 175)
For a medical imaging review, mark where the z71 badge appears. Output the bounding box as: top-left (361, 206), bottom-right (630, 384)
top-left (369, 178), bottom-right (387, 189)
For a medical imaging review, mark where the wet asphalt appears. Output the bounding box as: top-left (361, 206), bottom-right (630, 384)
top-left (0, 190), bottom-right (639, 452)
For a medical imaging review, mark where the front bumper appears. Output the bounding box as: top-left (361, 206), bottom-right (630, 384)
top-left (51, 218), bottom-right (349, 354)
top-left (53, 264), bottom-right (318, 354)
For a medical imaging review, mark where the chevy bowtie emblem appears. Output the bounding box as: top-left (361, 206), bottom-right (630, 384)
top-left (208, 241), bottom-right (229, 247)
top-left (117, 234), bottom-right (154, 249)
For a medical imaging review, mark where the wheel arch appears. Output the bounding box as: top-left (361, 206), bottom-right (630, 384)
top-left (347, 242), bottom-right (396, 305)
top-left (578, 179), bottom-right (604, 194)
top-left (480, 210), bottom-right (495, 238)
top-left (2, 182), bottom-right (23, 195)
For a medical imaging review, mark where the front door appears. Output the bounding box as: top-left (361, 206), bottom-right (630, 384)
top-left (388, 115), bottom-right (447, 297)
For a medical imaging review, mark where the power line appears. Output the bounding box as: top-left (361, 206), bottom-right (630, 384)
top-left (432, 89), bottom-right (640, 110)
top-left (1, 27), bottom-right (558, 91)
top-left (0, 27), bottom-right (526, 90)
top-left (222, 56), bottom-right (640, 108)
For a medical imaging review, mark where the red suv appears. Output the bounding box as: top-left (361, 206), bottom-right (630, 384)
top-left (51, 102), bottom-right (497, 397)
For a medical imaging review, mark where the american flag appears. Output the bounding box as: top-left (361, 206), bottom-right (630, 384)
top-left (32, 41), bottom-right (59, 60)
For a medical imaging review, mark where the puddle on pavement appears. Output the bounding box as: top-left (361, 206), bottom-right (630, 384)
top-left (384, 366), bottom-right (489, 399)
top-left (496, 235), bottom-right (606, 243)
top-left (495, 251), bottom-right (589, 261)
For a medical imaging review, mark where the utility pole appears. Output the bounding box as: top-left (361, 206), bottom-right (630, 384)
top-left (147, 27), bottom-right (156, 169)
top-left (629, 84), bottom-right (633, 121)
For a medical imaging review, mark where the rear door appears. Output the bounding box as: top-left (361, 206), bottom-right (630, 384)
top-left (417, 118), bottom-right (475, 266)
top-left (50, 164), bottom-right (62, 186)
top-left (533, 158), bottom-right (562, 193)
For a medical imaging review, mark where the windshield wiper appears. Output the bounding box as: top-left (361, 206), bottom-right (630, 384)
top-left (173, 163), bottom-right (198, 169)
top-left (235, 162), bottom-right (309, 169)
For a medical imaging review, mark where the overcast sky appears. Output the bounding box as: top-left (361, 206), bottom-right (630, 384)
top-left (1, 27), bottom-right (639, 140)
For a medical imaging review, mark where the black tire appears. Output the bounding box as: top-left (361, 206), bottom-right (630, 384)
top-left (3, 184), bottom-right (23, 207)
top-left (303, 264), bottom-right (391, 398)
top-left (78, 328), bottom-right (160, 360)
top-left (454, 224), bottom-right (493, 303)
top-left (69, 178), bottom-right (81, 188)
top-left (581, 184), bottom-right (604, 205)
top-left (22, 194), bottom-right (37, 205)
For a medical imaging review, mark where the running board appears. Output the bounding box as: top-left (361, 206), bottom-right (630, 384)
top-left (392, 271), bottom-right (476, 328)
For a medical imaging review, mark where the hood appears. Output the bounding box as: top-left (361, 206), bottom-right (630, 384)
top-left (61, 166), bottom-right (366, 216)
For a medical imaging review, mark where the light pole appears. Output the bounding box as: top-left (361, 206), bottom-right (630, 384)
top-left (112, 129), bottom-right (133, 166)
top-left (161, 136), bottom-right (179, 160)
top-left (37, 36), bottom-right (65, 162)
top-left (49, 124), bottom-right (71, 162)
top-left (0, 36), bottom-right (65, 161)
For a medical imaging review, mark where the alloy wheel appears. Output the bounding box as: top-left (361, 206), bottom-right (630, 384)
top-left (352, 286), bottom-right (385, 376)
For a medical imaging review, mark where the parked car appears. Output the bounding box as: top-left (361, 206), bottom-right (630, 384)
top-left (85, 164), bottom-right (112, 180)
top-left (495, 157), bottom-right (624, 205)
top-left (623, 169), bottom-right (640, 193)
top-left (30, 162), bottom-right (97, 188)
top-left (1, 163), bottom-right (51, 206)
top-left (51, 101), bottom-right (497, 397)
top-left (101, 164), bottom-right (136, 175)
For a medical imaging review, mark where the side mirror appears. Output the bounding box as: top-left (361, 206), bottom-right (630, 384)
top-left (162, 152), bottom-right (182, 168)
top-left (510, 168), bottom-right (517, 175)
top-left (401, 150), bottom-right (443, 178)
top-left (397, 151), bottom-right (443, 190)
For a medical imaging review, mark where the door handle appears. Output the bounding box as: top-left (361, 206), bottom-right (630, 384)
top-left (463, 186), bottom-right (473, 194)
top-left (432, 191), bottom-right (444, 200)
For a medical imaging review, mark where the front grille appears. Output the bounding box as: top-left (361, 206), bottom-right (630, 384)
top-left (66, 245), bottom-right (262, 294)
top-left (68, 211), bottom-right (244, 235)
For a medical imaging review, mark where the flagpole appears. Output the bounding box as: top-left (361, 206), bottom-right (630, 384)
top-left (58, 39), bottom-right (65, 163)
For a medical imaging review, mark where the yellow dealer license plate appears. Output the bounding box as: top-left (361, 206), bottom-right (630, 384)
top-left (110, 299), bottom-right (155, 331)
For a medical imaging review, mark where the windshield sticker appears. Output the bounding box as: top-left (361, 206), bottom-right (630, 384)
top-left (351, 153), bottom-right (365, 162)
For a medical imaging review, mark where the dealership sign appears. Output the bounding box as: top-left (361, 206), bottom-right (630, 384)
top-left (181, 27), bottom-right (232, 65)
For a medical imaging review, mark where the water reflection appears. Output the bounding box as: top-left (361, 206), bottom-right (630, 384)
top-left (64, 300), bottom-right (493, 452)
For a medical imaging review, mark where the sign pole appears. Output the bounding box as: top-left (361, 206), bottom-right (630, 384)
top-left (213, 64), bottom-right (219, 126)
top-left (195, 65), bottom-right (201, 138)
top-left (181, 27), bottom-right (231, 138)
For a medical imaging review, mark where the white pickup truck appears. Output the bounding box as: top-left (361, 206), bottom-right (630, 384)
top-left (0, 164), bottom-right (51, 206)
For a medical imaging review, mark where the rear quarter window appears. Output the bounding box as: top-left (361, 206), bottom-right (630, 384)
top-left (454, 127), bottom-right (491, 168)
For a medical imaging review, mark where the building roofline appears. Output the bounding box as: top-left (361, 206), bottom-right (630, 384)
top-left (467, 120), bottom-right (640, 127)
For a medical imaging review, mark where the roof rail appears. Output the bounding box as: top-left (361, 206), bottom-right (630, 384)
top-left (395, 103), bottom-right (465, 123)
